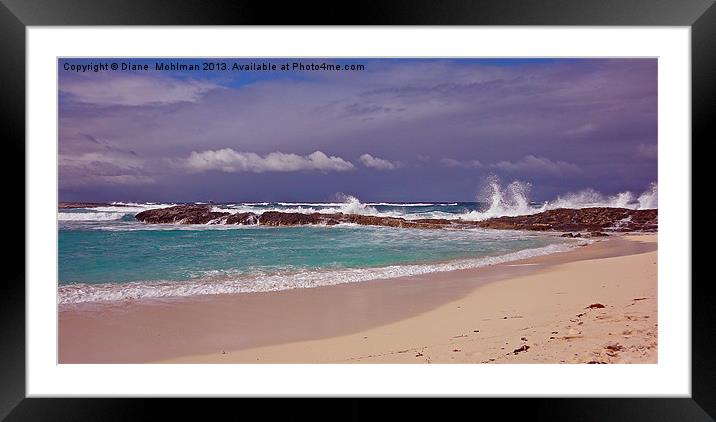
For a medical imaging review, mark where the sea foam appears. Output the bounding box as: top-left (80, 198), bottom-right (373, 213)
top-left (58, 182), bottom-right (657, 223)
top-left (58, 240), bottom-right (585, 305)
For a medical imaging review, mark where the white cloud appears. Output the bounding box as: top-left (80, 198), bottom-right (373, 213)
top-left (60, 74), bottom-right (219, 106)
top-left (183, 149), bottom-right (355, 173)
top-left (636, 143), bottom-right (658, 159)
top-left (491, 155), bottom-right (580, 174)
top-left (359, 154), bottom-right (397, 170)
top-left (439, 158), bottom-right (483, 168)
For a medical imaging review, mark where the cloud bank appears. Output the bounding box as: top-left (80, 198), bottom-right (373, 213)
top-left (60, 74), bottom-right (219, 106)
top-left (490, 155), bottom-right (581, 175)
top-left (58, 58), bottom-right (657, 201)
top-left (359, 154), bottom-right (396, 170)
top-left (182, 149), bottom-right (355, 173)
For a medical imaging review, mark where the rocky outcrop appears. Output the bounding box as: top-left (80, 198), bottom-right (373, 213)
top-left (476, 207), bottom-right (657, 232)
top-left (135, 204), bottom-right (658, 233)
top-left (258, 211), bottom-right (332, 226)
top-left (136, 205), bottom-right (460, 229)
top-left (135, 205), bottom-right (228, 224)
top-left (225, 212), bottom-right (259, 225)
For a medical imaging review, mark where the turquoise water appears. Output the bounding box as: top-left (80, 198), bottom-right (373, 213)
top-left (58, 201), bottom-right (574, 304)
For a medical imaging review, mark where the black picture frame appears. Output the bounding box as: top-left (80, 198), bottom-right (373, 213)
top-left (1, 0), bottom-right (712, 420)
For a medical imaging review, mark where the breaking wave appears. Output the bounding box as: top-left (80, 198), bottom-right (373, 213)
top-left (58, 212), bottom-right (130, 221)
top-left (58, 241), bottom-right (583, 305)
top-left (637, 182), bottom-right (658, 209)
top-left (58, 203), bottom-right (174, 222)
top-left (459, 178), bottom-right (658, 221)
top-left (546, 182), bottom-right (658, 211)
top-left (460, 177), bottom-right (541, 221)
top-left (58, 182), bottom-right (657, 224)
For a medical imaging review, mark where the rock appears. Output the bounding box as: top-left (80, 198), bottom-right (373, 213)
top-left (135, 205), bottom-right (458, 229)
top-left (585, 303), bottom-right (606, 309)
top-left (134, 205), bottom-right (658, 233)
top-left (258, 211), bottom-right (324, 226)
top-left (135, 204), bottom-right (229, 224)
top-left (513, 345), bottom-right (530, 355)
top-left (589, 231), bottom-right (610, 237)
top-left (225, 212), bottom-right (259, 225)
top-left (476, 207), bottom-right (657, 232)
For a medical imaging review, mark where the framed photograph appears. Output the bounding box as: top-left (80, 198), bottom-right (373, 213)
top-left (3, 0), bottom-right (712, 419)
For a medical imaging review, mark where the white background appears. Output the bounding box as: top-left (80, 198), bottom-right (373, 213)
top-left (27, 27), bottom-right (690, 397)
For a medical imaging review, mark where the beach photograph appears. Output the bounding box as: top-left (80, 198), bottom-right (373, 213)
top-left (57, 58), bottom-right (658, 364)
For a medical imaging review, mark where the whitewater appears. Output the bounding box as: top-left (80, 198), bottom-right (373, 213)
top-left (58, 181), bottom-right (658, 224)
top-left (58, 181), bottom-right (656, 305)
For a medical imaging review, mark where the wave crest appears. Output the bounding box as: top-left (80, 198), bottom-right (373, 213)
top-left (546, 183), bottom-right (657, 210)
top-left (58, 241), bottom-right (583, 305)
top-left (58, 212), bottom-right (130, 221)
top-left (637, 182), bottom-right (658, 209)
top-left (461, 177), bottom-right (542, 221)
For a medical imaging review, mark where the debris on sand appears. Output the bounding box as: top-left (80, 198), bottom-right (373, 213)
top-left (512, 345), bottom-right (530, 355)
top-left (604, 342), bottom-right (623, 352)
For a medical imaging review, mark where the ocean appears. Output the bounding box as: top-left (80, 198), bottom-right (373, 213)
top-left (58, 181), bottom-right (658, 305)
top-left (58, 199), bottom-right (587, 305)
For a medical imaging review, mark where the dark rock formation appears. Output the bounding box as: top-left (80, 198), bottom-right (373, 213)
top-left (134, 204), bottom-right (658, 233)
top-left (135, 205), bottom-right (462, 229)
top-left (476, 207), bottom-right (657, 232)
top-left (135, 204), bottom-right (228, 224)
top-left (258, 211), bottom-right (330, 226)
top-left (225, 212), bottom-right (259, 225)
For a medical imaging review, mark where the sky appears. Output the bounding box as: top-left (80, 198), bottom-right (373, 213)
top-left (58, 58), bottom-right (657, 202)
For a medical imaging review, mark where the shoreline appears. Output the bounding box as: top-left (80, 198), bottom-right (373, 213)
top-left (58, 234), bottom-right (657, 363)
top-left (58, 235), bottom-right (580, 306)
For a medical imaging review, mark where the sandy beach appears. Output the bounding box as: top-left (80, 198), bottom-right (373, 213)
top-left (59, 234), bottom-right (657, 364)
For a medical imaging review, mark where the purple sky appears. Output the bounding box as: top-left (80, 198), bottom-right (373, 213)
top-left (58, 58), bottom-right (657, 202)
